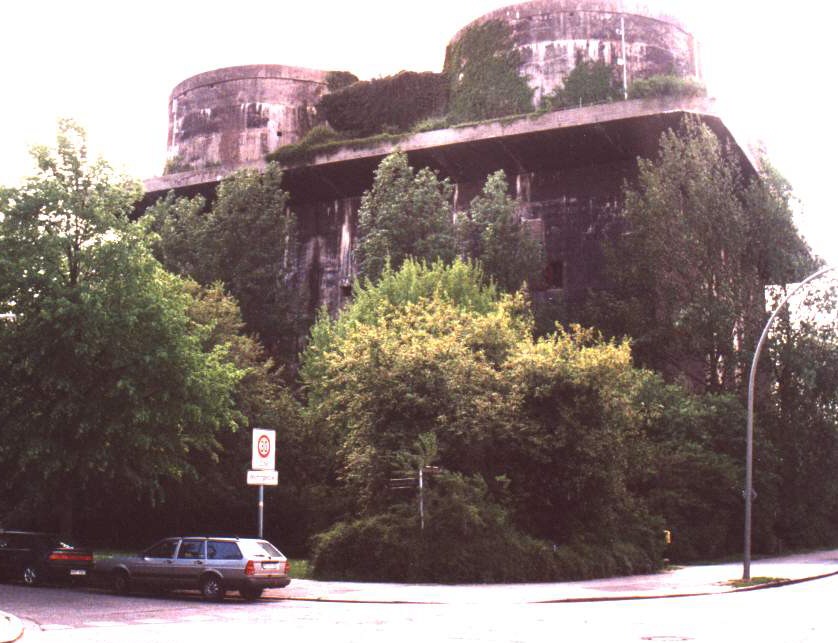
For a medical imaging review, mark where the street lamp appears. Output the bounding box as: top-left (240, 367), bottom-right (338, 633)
top-left (743, 265), bottom-right (835, 580)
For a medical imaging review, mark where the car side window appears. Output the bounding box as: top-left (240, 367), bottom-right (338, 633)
top-left (145, 539), bottom-right (178, 559)
top-left (6, 534), bottom-right (29, 549)
top-left (177, 539), bottom-right (205, 560)
top-left (207, 541), bottom-right (242, 560)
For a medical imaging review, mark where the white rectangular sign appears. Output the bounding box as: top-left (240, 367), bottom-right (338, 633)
top-left (252, 428), bottom-right (276, 471)
top-left (247, 469), bottom-right (278, 486)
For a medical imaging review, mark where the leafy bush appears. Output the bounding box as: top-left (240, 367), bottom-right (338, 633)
top-left (310, 474), bottom-right (660, 583)
top-left (317, 71), bottom-right (449, 137)
top-left (628, 75), bottom-right (706, 99)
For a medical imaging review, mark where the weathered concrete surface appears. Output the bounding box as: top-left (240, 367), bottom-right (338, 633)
top-left (142, 96), bottom-right (753, 320)
top-left (166, 65), bottom-right (329, 174)
top-left (448, 0), bottom-right (701, 106)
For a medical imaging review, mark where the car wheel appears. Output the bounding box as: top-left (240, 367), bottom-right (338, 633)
top-left (112, 570), bottom-right (131, 595)
top-left (22, 565), bottom-right (39, 586)
top-left (240, 586), bottom-right (263, 601)
top-left (200, 575), bottom-right (224, 601)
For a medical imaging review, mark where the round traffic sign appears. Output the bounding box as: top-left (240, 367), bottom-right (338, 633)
top-left (257, 434), bottom-right (271, 458)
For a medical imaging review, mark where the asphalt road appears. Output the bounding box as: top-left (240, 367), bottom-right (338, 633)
top-left (2, 573), bottom-right (837, 642)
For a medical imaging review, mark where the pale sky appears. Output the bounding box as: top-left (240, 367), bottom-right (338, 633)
top-left (2, 0), bottom-right (835, 265)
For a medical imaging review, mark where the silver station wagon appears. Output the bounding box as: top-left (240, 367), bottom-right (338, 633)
top-left (99, 536), bottom-right (291, 600)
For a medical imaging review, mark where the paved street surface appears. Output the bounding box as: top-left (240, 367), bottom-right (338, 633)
top-left (2, 550), bottom-right (836, 642)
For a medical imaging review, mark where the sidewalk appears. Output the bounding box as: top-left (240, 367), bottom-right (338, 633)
top-left (275, 549), bottom-right (838, 604)
top-left (2, 551), bottom-right (836, 642)
top-left (0, 612), bottom-right (21, 643)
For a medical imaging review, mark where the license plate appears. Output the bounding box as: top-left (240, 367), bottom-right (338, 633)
top-left (262, 562), bottom-right (278, 570)
top-left (70, 569), bottom-right (87, 576)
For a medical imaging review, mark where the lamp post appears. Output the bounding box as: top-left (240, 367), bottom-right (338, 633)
top-left (743, 265), bottom-right (835, 580)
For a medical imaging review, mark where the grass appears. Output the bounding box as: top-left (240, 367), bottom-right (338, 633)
top-left (727, 576), bottom-right (788, 588)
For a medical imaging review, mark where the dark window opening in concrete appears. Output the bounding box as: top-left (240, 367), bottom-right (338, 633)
top-left (545, 260), bottom-right (564, 288)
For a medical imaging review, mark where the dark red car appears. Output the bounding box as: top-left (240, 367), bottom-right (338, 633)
top-left (0, 530), bottom-right (94, 586)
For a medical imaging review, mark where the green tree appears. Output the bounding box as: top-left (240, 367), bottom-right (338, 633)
top-left (355, 153), bottom-right (458, 283)
top-left (763, 282), bottom-right (838, 549)
top-left (501, 326), bottom-right (659, 548)
top-left (142, 192), bottom-right (210, 282)
top-left (0, 121), bottom-right (243, 536)
top-left (594, 117), bottom-right (813, 392)
top-left (143, 163), bottom-right (301, 362)
top-left (629, 376), bottom-right (744, 561)
top-left (459, 170), bottom-right (544, 292)
top-left (301, 260), bottom-right (700, 579)
top-left (302, 260), bottom-right (525, 510)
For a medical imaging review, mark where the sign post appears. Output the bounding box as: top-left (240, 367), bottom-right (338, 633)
top-left (248, 428), bottom-right (276, 538)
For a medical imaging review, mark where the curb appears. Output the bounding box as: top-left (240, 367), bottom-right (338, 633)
top-left (276, 569), bottom-right (838, 606)
top-left (0, 612), bottom-right (23, 643)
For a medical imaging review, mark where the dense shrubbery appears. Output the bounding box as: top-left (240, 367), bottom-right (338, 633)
top-left (310, 459), bottom-right (662, 583)
top-left (317, 71), bottom-right (449, 137)
top-left (301, 259), bottom-right (739, 582)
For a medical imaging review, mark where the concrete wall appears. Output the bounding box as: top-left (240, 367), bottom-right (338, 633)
top-left (448, 0), bottom-right (700, 105)
top-left (166, 65), bottom-right (329, 174)
top-left (292, 161), bottom-right (631, 319)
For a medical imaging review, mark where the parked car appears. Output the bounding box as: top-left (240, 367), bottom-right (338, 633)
top-left (98, 536), bottom-right (291, 601)
top-left (0, 530), bottom-right (94, 586)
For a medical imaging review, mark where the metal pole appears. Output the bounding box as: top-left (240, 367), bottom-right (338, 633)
top-left (620, 15), bottom-right (628, 100)
top-left (258, 485), bottom-right (264, 538)
top-left (419, 467), bottom-right (424, 532)
top-left (744, 265), bottom-right (834, 580)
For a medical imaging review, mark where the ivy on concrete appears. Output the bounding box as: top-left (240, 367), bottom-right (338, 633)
top-left (542, 60), bottom-right (623, 110)
top-left (443, 19), bottom-right (533, 123)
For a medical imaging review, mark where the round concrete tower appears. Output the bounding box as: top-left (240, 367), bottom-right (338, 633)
top-left (165, 65), bottom-right (329, 174)
top-left (447, 0), bottom-right (700, 106)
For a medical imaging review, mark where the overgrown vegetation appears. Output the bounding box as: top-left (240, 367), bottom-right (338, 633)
top-left (629, 74), bottom-right (707, 99)
top-left (3, 100), bottom-right (834, 583)
top-left (300, 259), bottom-right (746, 581)
top-left (316, 71), bottom-right (449, 137)
top-left (267, 125), bottom-right (405, 167)
top-left (355, 152), bottom-right (544, 290)
top-left (542, 60), bottom-right (623, 110)
top-left (443, 20), bottom-right (533, 123)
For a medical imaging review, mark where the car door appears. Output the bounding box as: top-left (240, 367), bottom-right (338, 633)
top-left (0, 535), bottom-right (13, 578)
top-left (169, 539), bottom-right (207, 588)
top-left (132, 538), bottom-right (179, 586)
